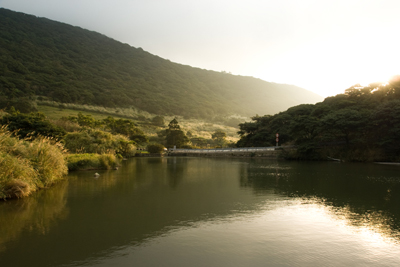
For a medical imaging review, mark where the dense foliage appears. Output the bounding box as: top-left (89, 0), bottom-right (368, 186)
top-left (164, 118), bottom-right (189, 148)
top-left (237, 77), bottom-right (400, 162)
top-left (212, 129), bottom-right (227, 147)
top-left (151, 115), bottom-right (165, 127)
top-left (63, 129), bottom-right (136, 157)
top-left (67, 153), bottom-right (118, 171)
top-left (0, 111), bottom-right (66, 139)
top-left (63, 113), bottom-right (148, 145)
top-left (0, 97), bottom-right (37, 113)
top-left (147, 143), bottom-right (165, 154)
top-left (0, 8), bottom-right (322, 119)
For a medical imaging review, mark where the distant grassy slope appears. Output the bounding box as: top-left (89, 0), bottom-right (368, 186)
top-left (37, 104), bottom-right (240, 141)
top-left (0, 8), bottom-right (323, 119)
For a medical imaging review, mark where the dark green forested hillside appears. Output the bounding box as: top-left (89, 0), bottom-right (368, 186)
top-left (237, 77), bottom-right (400, 162)
top-left (0, 8), bottom-right (322, 119)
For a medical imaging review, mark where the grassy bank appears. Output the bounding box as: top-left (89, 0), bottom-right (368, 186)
top-left (0, 129), bottom-right (119, 199)
top-left (0, 128), bottom-right (68, 199)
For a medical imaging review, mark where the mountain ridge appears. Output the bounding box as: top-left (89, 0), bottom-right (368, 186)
top-left (0, 8), bottom-right (323, 119)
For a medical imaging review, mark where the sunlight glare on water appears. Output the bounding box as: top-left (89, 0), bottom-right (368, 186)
top-left (76, 197), bottom-right (400, 267)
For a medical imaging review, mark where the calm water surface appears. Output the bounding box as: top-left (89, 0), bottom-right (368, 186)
top-left (1, 157), bottom-right (400, 266)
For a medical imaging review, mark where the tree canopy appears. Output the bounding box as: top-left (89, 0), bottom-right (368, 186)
top-left (165, 118), bottom-right (189, 148)
top-left (236, 76), bottom-right (400, 161)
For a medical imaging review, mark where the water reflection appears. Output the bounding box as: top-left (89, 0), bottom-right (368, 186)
top-left (166, 157), bottom-right (185, 188)
top-left (1, 157), bottom-right (400, 267)
top-left (0, 180), bottom-right (69, 252)
top-left (240, 159), bottom-right (400, 242)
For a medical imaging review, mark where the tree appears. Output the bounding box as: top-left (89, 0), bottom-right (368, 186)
top-left (76, 112), bottom-right (100, 128)
top-left (211, 129), bottom-right (227, 148)
top-left (102, 116), bottom-right (148, 144)
top-left (211, 129), bottom-right (225, 146)
top-left (371, 100), bottom-right (400, 157)
top-left (165, 118), bottom-right (189, 148)
top-left (130, 132), bottom-right (149, 145)
top-left (0, 97), bottom-right (37, 113)
top-left (168, 118), bottom-right (181, 131)
top-left (190, 137), bottom-right (209, 148)
top-left (104, 117), bottom-right (134, 135)
top-left (151, 115), bottom-right (165, 126)
top-left (212, 129), bottom-right (226, 141)
top-left (320, 108), bottom-right (366, 146)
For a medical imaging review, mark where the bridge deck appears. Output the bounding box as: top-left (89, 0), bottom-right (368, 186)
top-left (169, 147), bottom-right (277, 154)
top-left (167, 147), bottom-right (284, 158)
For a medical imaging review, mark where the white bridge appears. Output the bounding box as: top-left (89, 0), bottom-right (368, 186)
top-left (169, 147), bottom-right (278, 154)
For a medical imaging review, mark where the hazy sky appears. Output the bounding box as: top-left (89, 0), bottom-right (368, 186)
top-left (1, 0), bottom-right (399, 97)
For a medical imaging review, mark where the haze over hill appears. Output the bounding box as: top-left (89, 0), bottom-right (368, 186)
top-left (0, 8), bottom-right (323, 119)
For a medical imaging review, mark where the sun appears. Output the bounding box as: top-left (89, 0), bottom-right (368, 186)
top-left (255, 24), bottom-right (399, 98)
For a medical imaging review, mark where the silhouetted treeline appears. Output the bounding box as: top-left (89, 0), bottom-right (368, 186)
top-left (237, 76), bottom-right (400, 162)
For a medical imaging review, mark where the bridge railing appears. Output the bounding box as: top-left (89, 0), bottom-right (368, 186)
top-left (169, 147), bottom-right (277, 153)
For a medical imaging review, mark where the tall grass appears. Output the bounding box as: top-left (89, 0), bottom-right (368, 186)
top-left (0, 152), bottom-right (37, 199)
top-left (0, 128), bottom-right (68, 199)
top-left (26, 138), bottom-right (68, 187)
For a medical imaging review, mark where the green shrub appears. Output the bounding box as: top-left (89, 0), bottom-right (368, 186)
top-left (67, 153), bottom-right (118, 171)
top-left (99, 154), bottom-right (118, 169)
top-left (51, 118), bottom-right (82, 132)
top-left (151, 115), bottom-right (165, 126)
top-left (63, 129), bottom-right (136, 157)
top-left (147, 143), bottom-right (165, 153)
top-left (116, 139), bottom-right (137, 158)
top-left (66, 153), bottom-right (98, 171)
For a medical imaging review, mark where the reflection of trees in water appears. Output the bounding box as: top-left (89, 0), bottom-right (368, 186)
top-left (240, 160), bottom-right (400, 241)
top-left (166, 157), bottom-right (185, 188)
top-left (131, 157), bottom-right (187, 188)
top-left (0, 180), bottom-right (69, 251)
top-left (239, 159), bottom-right (290, 194)
top-left (129, 157), bottom-right (186, 189)
top-left (2, 158), bottom-right (398, 266)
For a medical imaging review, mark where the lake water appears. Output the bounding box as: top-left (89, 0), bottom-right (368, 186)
top-left (1, 157), bottom-right (400, 267)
